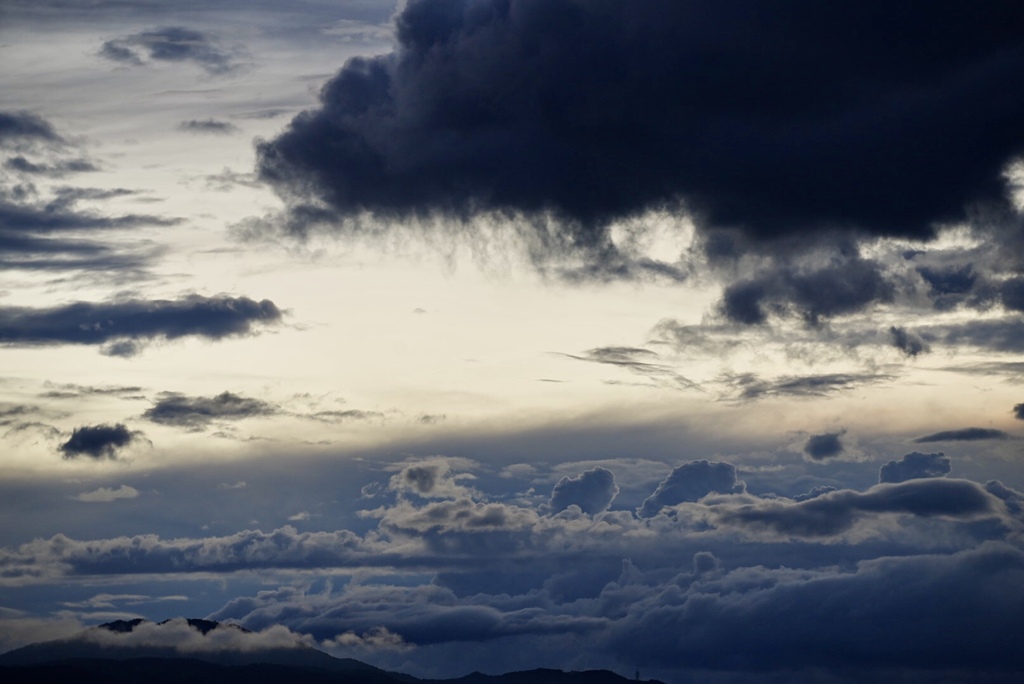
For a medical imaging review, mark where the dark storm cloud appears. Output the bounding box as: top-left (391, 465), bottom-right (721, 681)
top-left (889, 325), bottom-right (931, 357)
top-left (637, 460), bottom-right (745, 518)
top-left (143, 392), bottom-right (278, 430)
top-left (100, 27), bottom-right (242, 75)
top-left (607, 542), bottom-right (1024, 675)
top-left (914, 427), bottom-right (1010, 443)
top-left (548, 466), bottom-right (619, 515)
top-left (719, 256), bottom-right (894, 325)
top-left (879, 451), bottom-right (951, 484)
top-left (0, 295), bottom-right (282, 356)
top-left (803, 430), bottom-right (845, 461)
top-left (257, 0), bottom-right (1024, 254)
top-left (59, 423), bottom-right (141, 460)
top-left (178, 119), bottom-right (240, 135)
top-left (1015, 403), bottom-right (1024, 420)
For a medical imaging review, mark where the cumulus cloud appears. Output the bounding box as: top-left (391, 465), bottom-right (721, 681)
top-left (803, 430), bottom-right (846, 461)
top-left (0, 295), bottom-right (282, 356)
top-left (59, 424), bottom-right (142, 460)
top-left (913, 427), bottom-right (1010, 443)
top-left (637, 460), bottom-right (746, 518)
top-left (548, 467), bottom-right (619, 515)
top-left (387, 457), bottom-right (478, 500)
top-left (71, 485), bottom-right (139, 502)
top-left (100, 27), bottom-right (243, 75)
top-left (1015, 403), bottom-right (1024, 420)
top-left (143, 391), bottom-right (277, 430)
top-left (879, 451), bottom-right (952, 484)
top-left (256, 0), bottom-right (1024, 265)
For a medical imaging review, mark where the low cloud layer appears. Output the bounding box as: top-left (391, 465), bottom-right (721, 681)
top-left (3, 453), bottom-right (1022, 680)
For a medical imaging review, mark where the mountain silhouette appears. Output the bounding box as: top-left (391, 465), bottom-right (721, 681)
top-left (0, 618), bottom-right (664, 684)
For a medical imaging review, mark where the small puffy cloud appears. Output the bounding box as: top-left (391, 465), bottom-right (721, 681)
top-left (548, 467), bottom-right (619, 515)
top-left (388, 457), bottom-right (477, 499)
top-left (803, 430), bottom-right (846, 461)
top-left (143, 391), bottom-right (277, 430)
top-left (59, 423), bottom-right (142, 460)
top-left (1015, 403), bottom-right (1024, 420)
top-left (637, 460), bottom-right (746, 518)
top-left (178, 119), bottom-right (239, 135)
top-left (879, 451), bottom-right (951, 484)
top-left (913, 427), bottom-right (1010, 443)
top-left (72, 485), bottom-right (139, 502)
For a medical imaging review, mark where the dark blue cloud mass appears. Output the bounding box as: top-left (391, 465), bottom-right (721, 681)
top-left (637, 460), bottom-right (746, 517)
top-left (258, 0), bottom-right (1024, 255)
top-left (60, 423), bottom-right (142, 460)
top-left (803, 430), bottom-right (845, 461)
top-left (879, 452), bottom-right (952, 484)
top-left (914, 427), bottom-right (1010, 443)
top-left (548, 466), bottom-right (619, 515)
top-left (0, 295), bottom-right (282, 356)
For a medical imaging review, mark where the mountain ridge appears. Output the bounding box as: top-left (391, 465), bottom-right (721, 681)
top-left (0, 619), bottom-right (665, 684)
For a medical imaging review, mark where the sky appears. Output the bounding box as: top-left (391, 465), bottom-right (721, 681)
top-left (2, 1), bottom-right (1024, 681)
